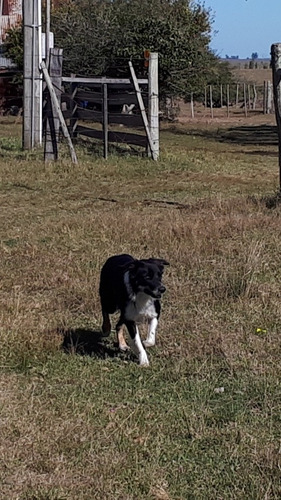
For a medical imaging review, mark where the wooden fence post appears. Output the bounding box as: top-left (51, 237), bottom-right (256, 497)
top-left (148, 53), bottom-right (159, 160)
top-left (271, 43), bottom-right (281, 190)
top-left (247, 84), bottom-right (251, 111)
top-left (209, 85), bottom-right (213, 118)
top-left (243, 83), bottom-right (247, 117)
top-left (266, 81), bottom-right (273, 114)
top-left (103, 83), bottom-right (108, 159)
top-left (263, 81), bottom-right (266, 114)
top-left (236, 84), bottom-right (239, 107)
top-left (226, 84), bottom-right (230, 117)
top-left (190, 92), bottom-right (194, 118)
top-left (129, 61), bottom-right (156, 160)
top-left (253, 84), bottom-right (257, 110)
top-left (204, 87), bottom-right (207, 112)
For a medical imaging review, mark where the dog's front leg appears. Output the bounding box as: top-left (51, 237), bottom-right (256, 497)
top-left (143, 318), bottom-right (158, 348)
top-left (116, 318), bottom-right (130, 351)
top-left (125, 321), bottom-right (149, 366)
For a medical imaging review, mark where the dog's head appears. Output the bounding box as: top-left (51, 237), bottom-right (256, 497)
top-left (128, 258), bottom-right (169, 299)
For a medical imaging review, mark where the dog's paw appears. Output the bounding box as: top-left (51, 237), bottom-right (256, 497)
top-left (101, 329), bottom-right (111, 337)
top-left (139, 352), bottom-right (150, 366)
top-left (119, 343), bottom-right (130, 352)
top-left (143, 340), bottom-right (155, 348)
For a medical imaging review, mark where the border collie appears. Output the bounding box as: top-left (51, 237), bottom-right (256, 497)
top-left (99, 254), bottom-right (169, 366)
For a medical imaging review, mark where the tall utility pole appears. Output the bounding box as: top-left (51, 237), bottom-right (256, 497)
top-left (45, 0), bottom-right (51, 69)
top-left (23, 0), bottom-right (42, 149)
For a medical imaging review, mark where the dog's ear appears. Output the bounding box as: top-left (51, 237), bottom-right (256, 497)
top-left (125, 260), bottom-right (138, 271)
top-left (145, 258), bottom-right (170, 267)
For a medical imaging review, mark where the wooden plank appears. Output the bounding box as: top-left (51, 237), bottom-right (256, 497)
top-left (75, 90), bottom-right (145, 106)
top-left (129, 61), bottom-right (156, 159)
top-left (108, 114), bottom-right (143, 127)
top-left (76, 109), bottom-right (102, 122)
top-left (74, 90), bottom-right (103, 104)
top-left (76, 125), bottom-right (147, 147)
top-left (69, 91), bottom-right (147, 108)
top-left (75, 109), bottom-right (143, 127)
top-left (62, 77), bottom-right (148, 85)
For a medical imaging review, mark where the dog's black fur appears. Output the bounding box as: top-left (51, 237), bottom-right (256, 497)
top-left (99, 254), bottom-right (169, 365)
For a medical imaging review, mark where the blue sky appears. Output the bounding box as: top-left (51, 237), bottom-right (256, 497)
top-left (201, 0), bottom-right (281, 59)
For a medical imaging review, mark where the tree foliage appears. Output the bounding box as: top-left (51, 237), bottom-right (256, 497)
top-left (2, 23), bottom-right (23, 72)
top-left (51, 0), bottom-right (233, 99)
top-left (2, 0), bottom-right (234, 100)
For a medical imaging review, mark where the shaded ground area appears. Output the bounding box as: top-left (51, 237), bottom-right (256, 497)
top-left (219, 124), bottom-right (278, 146)
top-left (168, 123), bottom-right (277, 145)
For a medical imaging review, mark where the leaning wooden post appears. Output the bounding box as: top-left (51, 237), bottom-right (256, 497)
top-left (148, 53), bottom-right (159, 160)
top-left (40, 61), bottom-right (78, 164)
top-left (271, 43), bottom-right (281, 191)
top-left (44, 48), bottom-right (63, 162)
top-left (129, 60), bottom-right (156, 160)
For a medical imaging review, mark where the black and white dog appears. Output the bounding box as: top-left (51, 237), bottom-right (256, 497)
top-left (99, 254), bottom-right (169, 366)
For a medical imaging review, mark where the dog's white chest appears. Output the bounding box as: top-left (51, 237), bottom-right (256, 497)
top-left (125, 293), bottom-right (157, 323)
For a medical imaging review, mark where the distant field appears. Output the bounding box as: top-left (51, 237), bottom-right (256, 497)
top-left (220, 58), bottom-right (272, 85)
top-left (232, 67), bottom-right (272, 85)
top-left (1, 116), bottom-right (281, 499)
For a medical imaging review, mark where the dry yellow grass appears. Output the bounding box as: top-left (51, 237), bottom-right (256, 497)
top-left (0, 116), bottom-right (281, 499)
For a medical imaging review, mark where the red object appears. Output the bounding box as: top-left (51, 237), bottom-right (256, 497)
top-left (2, 0), bottom-right (10, 16)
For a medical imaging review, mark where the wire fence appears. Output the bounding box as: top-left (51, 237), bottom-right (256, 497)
top-left (178, 82), bottom-right (274, 121)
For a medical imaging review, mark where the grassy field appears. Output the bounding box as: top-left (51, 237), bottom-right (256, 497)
top-left (1, 116), bottom-right (281, 499)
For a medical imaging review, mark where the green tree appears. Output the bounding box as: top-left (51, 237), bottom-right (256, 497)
top-left (2, 23), bottom-right (23, 72)
top-left (51, 0), bottom-right (228, 99)
top-left (3, 0), bottom-right (234, 101)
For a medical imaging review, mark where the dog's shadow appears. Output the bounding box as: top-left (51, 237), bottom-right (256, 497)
top-left (60, 327), bottom-right (135, 362)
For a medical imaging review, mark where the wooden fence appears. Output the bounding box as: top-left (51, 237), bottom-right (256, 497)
top-left (61, 77), bottom-right (148, 150)
top-left (42, 50), bottom-right (159, 162)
